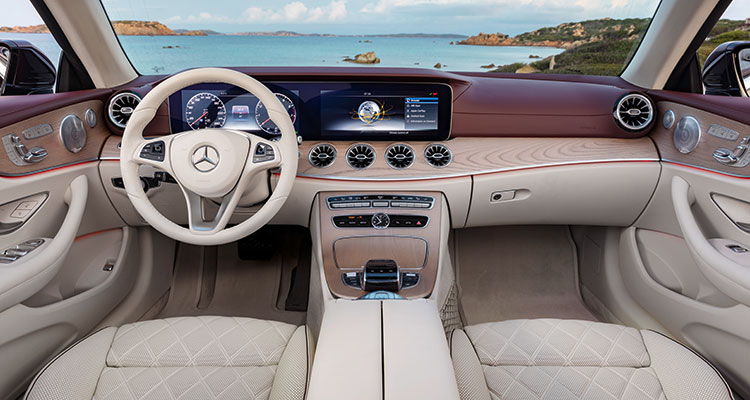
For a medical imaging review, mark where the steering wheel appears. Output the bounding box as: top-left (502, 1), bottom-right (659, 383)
top-left (119, 68), bottom-right (298, 246)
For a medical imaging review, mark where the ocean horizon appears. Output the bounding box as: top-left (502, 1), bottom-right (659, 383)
top-left (1, 32), bottom-right (563, 73)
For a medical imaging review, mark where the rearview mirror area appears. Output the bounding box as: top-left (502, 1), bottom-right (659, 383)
top-left (702, 40), bottom-right (750, 97)
top-left (0, 39), bottom-right (56, 96)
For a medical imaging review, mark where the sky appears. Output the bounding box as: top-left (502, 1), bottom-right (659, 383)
top-left (3, 0), bottom-right (750, 36)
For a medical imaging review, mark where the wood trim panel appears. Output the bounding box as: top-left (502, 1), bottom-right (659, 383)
top-left (320, 191), bottom-right (442, 299)
top-left (652, 101), bottom-right (750, 178)
top-left (102, 136), bottom-right (658, 180)
top-left (298, 137), bottom-right (657, 180)
top-left (0, 100), bottom-right (110, 176)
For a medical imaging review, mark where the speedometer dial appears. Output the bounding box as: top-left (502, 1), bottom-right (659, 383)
top-left (185, 92), bottom-right (226, 130)
top-left (255, 93), bottom-right (296, 135)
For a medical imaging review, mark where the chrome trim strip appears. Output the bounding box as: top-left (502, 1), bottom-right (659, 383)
top-left (299, 158), bottom-right (660, 181)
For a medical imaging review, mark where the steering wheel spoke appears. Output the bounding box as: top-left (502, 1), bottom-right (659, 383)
top-left (183, 187), bottom-right (241, 234)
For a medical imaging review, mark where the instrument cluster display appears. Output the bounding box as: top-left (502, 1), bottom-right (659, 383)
top-left (169, 82), bottom-right (451, 141)
top-left (172, 84), bottom-right (298, 135)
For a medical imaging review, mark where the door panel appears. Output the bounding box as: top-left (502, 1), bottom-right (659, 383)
top-left (620, 93), bottom-right (750, 397)
top-left (0, 90), bottom-right (138, 399)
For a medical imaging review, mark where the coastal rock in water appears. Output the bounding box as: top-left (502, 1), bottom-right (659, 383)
top-left (480, 63), bottom-right (496, 69)
top-left (343, 51), bottom-right (380, 64)
top-left (434, 63), bottom-right (442, 69)
top-left (515, 64), bottom-right (539, 74)
top-left (450, 41), bottom-right (454, 45)
top-left (529, 54), bottom-right (540, 58)
top-left (457, 32), bottom-right (511, 46)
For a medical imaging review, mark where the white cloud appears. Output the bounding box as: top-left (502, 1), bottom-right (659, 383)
top-left (285, 2), bottom-right (309, 20)
top-left (244, 0), bottom-right (348, 23)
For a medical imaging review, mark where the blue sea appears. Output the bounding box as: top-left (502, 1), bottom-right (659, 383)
top-left (2, 32), bottom-right (562, 73)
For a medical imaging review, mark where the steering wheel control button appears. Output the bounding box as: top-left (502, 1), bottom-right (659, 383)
top-left (371, 213), bottom-right (390, 229)
top-left (140, 140), bottom-right (166, 162)
top-left (191, 145), bottom-right (219, 172)
top-left (253, 143), bottom-right (276, 163)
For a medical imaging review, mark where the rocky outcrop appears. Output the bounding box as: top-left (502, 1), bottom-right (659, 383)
top-left (343, 51), bottom-right (380, 64)
top-left (0, 24), bottom-right (49, 33)
top-left (457, 32), bottom-right (509, 46)
top-left (111, 21), bottom-right (175, 36)
top-left (2, 21), bottom-right (208, 36)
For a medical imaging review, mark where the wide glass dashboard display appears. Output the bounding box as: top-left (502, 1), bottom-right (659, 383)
top-left (169, 82), bottom-right (451, 141)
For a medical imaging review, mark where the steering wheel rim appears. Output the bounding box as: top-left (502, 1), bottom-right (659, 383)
top-left (119, 67), bottom-right (298, 246)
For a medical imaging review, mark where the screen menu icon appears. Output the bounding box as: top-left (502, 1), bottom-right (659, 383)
top-left (404, 97), bottom-right (438, 130)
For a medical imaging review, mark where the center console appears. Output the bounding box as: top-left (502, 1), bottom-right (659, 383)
top-left (307, 191), bottom-right (459, 400)
top-left (319, 191), bottom-right (443, 299)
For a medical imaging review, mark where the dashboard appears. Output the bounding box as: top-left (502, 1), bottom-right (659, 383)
top-left (168, 82), bottom-right (453, 141)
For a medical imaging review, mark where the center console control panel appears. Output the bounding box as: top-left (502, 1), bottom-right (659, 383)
top-left (320, 191), bottom-right (442, 299)
top-left (332, 214), bottom-right (429, 229)
top-left (327, 194), bottom-right (434, 210)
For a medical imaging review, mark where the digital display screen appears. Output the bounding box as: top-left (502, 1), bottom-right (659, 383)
top-left (169, 82), bottom-right (451, 141)
top-left (169, 84), bottom-right (299, 135)
top-left (320, 90), bottom-right (439, 137)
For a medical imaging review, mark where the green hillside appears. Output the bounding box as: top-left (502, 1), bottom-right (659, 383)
top-left (491, 18), bottom-right (749, 75)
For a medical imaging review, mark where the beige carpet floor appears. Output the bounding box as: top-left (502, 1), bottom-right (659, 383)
top-left (157, 227), bottom-right (309, 326)
top-left (455, 225), bottom-right (598, 326)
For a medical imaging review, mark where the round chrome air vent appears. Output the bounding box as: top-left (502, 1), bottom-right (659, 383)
top-left (346, 143), bottom-right (376, 169)
top-left (108, 92), bottom-right (141, 129)
top-left (385, 144), bottom-right (415, 169)
top-left (614, 93), bottom-right (654, 132)
top-left (424, 143), bottom-right (452, 168)
top-left (308, 143), bottom-right (337, 168)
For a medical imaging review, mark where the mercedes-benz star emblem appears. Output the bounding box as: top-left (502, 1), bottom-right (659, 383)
top-left (192, 145), bottom-right (219, 172)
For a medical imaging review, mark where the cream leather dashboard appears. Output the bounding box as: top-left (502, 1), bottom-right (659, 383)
top-left (99, 134), bottom-right (661, 229)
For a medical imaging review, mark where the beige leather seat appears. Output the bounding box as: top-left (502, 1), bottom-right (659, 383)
top-left (25, 316), bottom-right (310, 400)
top-left (451, 319), bottom-right (732, 400)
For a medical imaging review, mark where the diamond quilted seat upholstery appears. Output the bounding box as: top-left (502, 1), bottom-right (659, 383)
top-left (25, 316), bottom-right (310, 400)
top-left (451, 319), bottom-right (733, 400)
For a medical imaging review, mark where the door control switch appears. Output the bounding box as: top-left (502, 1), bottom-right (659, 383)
top-left (726, 244), bottom-right (748, 253)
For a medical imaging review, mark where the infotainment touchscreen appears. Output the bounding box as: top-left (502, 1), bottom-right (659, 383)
top-left (318, 84), bottom-right (451, 141)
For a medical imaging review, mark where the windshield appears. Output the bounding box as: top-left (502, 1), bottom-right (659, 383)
top-left (97, 0), bottom-right (671, 75)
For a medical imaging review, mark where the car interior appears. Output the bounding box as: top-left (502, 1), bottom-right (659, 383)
top-left (0, 0), bottom-right (749, 399)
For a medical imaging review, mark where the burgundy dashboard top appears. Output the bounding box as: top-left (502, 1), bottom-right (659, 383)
top-left (0, 67), bottom-right (653, 139)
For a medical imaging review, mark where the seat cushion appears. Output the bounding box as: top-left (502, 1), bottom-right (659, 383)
top-left (25, 316), bottom-right (309, 400)
top-left (451, 319), bottom-right (732, 400)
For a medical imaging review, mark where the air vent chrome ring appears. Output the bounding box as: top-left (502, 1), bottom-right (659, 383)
top-left (424, 143), bottom-right (452, 168)
top-left (108, 92), bottom-right (142, 129)
top-left (346, 143), bottom-right (376, 169)
top-left (308, 143), bottom-right (337, 168)
top-left (385, 143), bottom-right (415, 169)
top-left (613, 93), bottom-right (654, 132)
